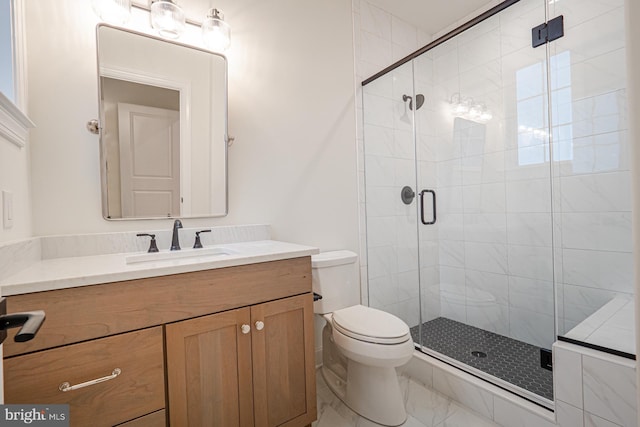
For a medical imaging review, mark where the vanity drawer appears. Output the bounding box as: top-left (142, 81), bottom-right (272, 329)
top-left (4, 327), bottom-right (165, 427)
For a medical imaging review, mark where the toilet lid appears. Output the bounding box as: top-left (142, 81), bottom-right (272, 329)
top-left (331, 305), bottom-right (411, 345)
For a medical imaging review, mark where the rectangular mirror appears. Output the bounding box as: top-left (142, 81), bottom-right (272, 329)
top-left (96, 24), bottom-right (228, 220)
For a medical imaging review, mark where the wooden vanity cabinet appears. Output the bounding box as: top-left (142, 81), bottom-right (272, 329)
top-left (3, 257), bottom-right (316, 427)
top-left (165, 294), bottom-right (316, 427)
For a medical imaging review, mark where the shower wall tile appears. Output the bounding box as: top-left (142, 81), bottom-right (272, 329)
top-left (363, 93), bottom-right (395, 128)
top-left (583, 354), bottom-right (636, 427)
top-left (367, 245), bottom-right (398, 279)
top-left (439, 240), bottom-right (465, 269)
top-left (561, 212), bottom-right (632, 252)
top-left (436, 187), bottom-right (464, 214)
top-left (464, 242), bottom-right (507, 275)
top-left (562, 249), bottom-right (633, 293)
top-left (584, 413), bottom-right (622, 427)
top-left (505, 179), bottom-right (552, 213)
top-left (467, 303), bottom-right (509, 335)
top-left (508, 276), bottom-right (554, 316)
top-left (506, 213), bottom-right (553, 247)
top-left (555, 401), bottom-right (585, 427)
top-left (507, 245), bottom-right (553, 281)
top-left (553, 344), bottom-right (583, 409)
top-left (359, 1), bottom-right (391, 39)
top-left (362, 124), bottom-right (394, 156)
top-left (432, 366), bottom-right (494, 420)
top-left (465, 269), bottom-right (509, 306)
top-left (461, 151), bottom-right (505, 185)
top-left (438, 213), bottom-right (464, 241)
top-left (462, 183), bottom-right (506, 214)
top-left (463, 213), bottom-right (507, 244)
top-left (508, 308), bottom-right (554, 349)
top-left (360, 31), bottom-right (392, 68)
top-left (559, 171), bottom-right (631, 212)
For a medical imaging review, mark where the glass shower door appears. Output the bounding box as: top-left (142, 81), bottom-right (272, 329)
top-left (362, 60), bottom-right (422, 333)
top-left (413, 0), bottom-right (556, 404)
top-left (547, 0), bottom-right (634, 357)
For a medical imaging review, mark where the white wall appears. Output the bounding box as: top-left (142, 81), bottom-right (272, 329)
top-left (0, 136), bottom-right (31, 243)
top-left (25, 0), bottom-right (359, 253)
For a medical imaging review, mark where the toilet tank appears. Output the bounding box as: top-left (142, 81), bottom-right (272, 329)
top-left (312, 250), bottom-right (359, 314)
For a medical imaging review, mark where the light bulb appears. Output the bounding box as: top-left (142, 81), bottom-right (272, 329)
top-left (202, 8), bottom-right (231, 51)
top-left (150, 0), bottom-right (185, 39)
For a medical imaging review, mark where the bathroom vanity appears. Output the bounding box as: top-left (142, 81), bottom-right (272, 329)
top-left (0, 239), bottom-right (317, 427)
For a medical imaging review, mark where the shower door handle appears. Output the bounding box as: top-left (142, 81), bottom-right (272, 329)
top-left (420, 189), bottom-right (436, 225)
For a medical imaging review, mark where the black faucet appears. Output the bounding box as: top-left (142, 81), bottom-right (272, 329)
top-left (171, 219), bottom-right (183, 251)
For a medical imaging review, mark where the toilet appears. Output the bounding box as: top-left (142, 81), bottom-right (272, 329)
top-left (312, 250), bottom-right (414, 426)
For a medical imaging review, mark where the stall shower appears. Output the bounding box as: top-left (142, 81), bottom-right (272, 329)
top-left (361, 0), bottom-right (633, 407)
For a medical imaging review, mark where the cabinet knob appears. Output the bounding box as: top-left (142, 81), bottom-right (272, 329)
top-left (241, 324), bottom-right (251, 334)
top-left (255, 321), bottom-right (264, 331)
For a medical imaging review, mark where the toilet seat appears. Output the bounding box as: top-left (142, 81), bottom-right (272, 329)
top-left (331, 305), bottom-right (411, 345)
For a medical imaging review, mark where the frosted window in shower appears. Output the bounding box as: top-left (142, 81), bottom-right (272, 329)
top-left (516, 51), bottom-right (573, 166)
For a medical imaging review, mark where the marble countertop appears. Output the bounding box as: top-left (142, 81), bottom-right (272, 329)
top-left (0, 240), bottom-right (319, 296)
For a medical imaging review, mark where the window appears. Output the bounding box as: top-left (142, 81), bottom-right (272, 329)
top-left (0, 0), bottom-right (14, 101)
top-left (516, 51), bottom-right (573, 166)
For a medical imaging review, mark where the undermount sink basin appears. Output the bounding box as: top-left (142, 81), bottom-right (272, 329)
top-left (125, 247), bottom-right (235, 264)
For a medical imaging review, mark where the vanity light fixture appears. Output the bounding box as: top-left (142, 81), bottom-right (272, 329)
top-left (150, 0), bottom-right (186, 39)
top-left (201, 8), bottom-right (231, 52)
top-left (91, 0), bottom-right (131, 25)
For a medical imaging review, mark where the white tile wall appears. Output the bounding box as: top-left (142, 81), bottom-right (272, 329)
top-left (553, 341), bottom-right (636, 427)
top-left (358, 0), bottom-right (633, 355)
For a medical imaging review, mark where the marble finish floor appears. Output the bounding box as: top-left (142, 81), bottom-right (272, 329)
top-left (312, 369), bottom-right (500, 427)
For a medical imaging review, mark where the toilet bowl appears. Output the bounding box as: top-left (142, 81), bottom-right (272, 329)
top-left (312, 251), bottom-right (414, 426)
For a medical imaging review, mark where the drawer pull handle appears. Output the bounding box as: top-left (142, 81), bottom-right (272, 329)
top-left (59, 368), bottom-right (122, 392)
top-left (241, 324), bottom-right (251, 334)
top-left (255, 321), bottom-right (264, 331)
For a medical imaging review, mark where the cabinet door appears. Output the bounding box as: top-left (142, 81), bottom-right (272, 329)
top-left (165, 308), bottom-right (254, 427)
top-left (251, 294), bottom-right (317, 427)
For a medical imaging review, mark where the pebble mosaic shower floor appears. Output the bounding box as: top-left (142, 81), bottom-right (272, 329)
top-left (410, 317), bottom-right (554, 401)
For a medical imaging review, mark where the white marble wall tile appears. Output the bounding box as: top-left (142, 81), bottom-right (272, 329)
top-left (507, 245), bottom-right (553, 281)
top-left (556, 401), bottom-right (585, 427)
top-left (462, 183), bottom-right (506, 214)
top-left (438, 214), bottom-right (464, 242)
top-left (559, 172), bottom-right (631, 212)
top-left (584, 412), bottom-right (623, 427)
top-left (464, 242), bottom-right (507, 274)
top-left (364, 187), bottom-right (397, 217)
top-left (437, 159), bottom-right (463, 187)
top-left (39, 225), bottom-right (271, 259)
top-left (466, 269), bottom-right (508, 306)
top-left (509, 308), bottom-right (554, 349)
top-left (582, 355), bottom-right (636, 427)
top-left (439, 241), bottom-right (465, 269)
top-left (405, 379), bottom-right (457, 427)
top-left (552, 343), bottom-right (583, 409)
top-left (561, 284), bottom-right (629, 324)
top-left (562, 249), bottom-right (633, 293)
top-left (493, 396), bottom-right (556, 427)
top-left (359, 1), bottom-right (391, 39)
top-left (560, 213), bottom-right (632, 252)
top-left (365, 216), bottom-right (396, 247)
top-left (463, 213), bottom-right (507, 244)
top-left (362, 124), bottom-right (394, 156)
top-left (466, 300), bottom-right (508, 334)
top-left (436, 187), bottom-right (464, 214)
top-left (461, 152), bottom-right (505, 186)
top-left (508, 276), bottom-right (554, 316)
top-left (506, 213), bottom-right (553, 247)
top-left (505, 178), bottom-right (552, 213)
top-left (368, 275), bottom-right (398, 308)
top-left (363, 93), bottom-right (395, 128)
top-left (360, 31), bottom-right (393, 70)
top-left (367, 245), bottom-right (398, 279)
